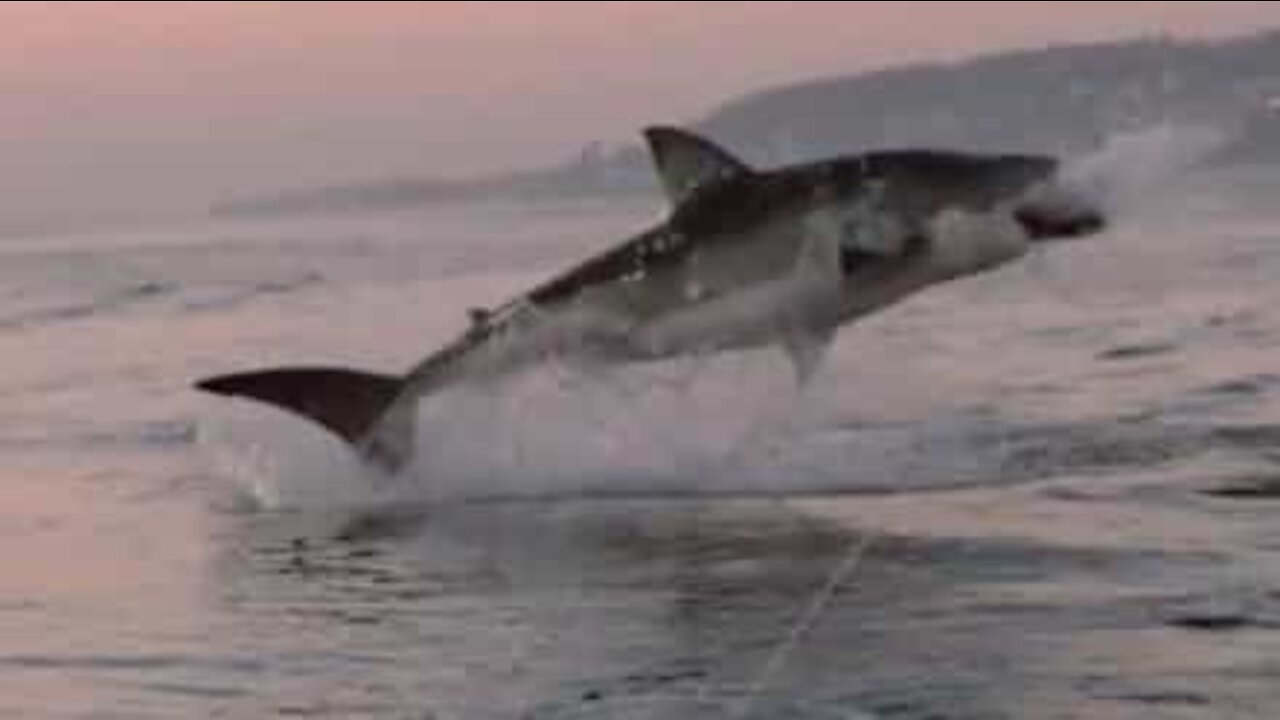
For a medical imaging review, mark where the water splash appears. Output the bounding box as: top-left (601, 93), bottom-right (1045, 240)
top-left (1027, 121), bottom-right (1232, 308)
top-left (197, 403), bottom-right (390, 512)
top-left (1061, 121), bottom-right (1229, 216)
top-left (200, 350), bottom-right (1155, 513)
top-left (403, 352), bottom-right (812, 503)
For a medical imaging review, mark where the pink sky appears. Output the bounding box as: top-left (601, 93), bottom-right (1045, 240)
top-left (2, 1), bottom-right (1278, 228)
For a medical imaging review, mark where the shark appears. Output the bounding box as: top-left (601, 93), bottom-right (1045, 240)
top-left (196, 126), bottom-right (1106, 471)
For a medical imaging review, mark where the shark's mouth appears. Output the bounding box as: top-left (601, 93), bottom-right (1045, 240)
top-left (1012, 174), bottom-right (1107, 242)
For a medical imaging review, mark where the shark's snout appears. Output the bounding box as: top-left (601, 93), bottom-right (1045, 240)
top-left (1014, 201), bottom-right (1106, 241)
top-left (959, 154), bottom-right (1106, 243)
top-left (1012, 177), bottom-right (1107, 242)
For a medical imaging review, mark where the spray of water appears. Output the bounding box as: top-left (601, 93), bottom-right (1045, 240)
top-left (1062, 122), bottom-right (1228, 214)
top-left (194, 351), bottom-right (804, 510)
top-left (1026, 121), bottom-right (1232, 308)
top-left (200, 362), bottom-right (1038, 515)
top-left (403, 352), bottom-right (818, 503)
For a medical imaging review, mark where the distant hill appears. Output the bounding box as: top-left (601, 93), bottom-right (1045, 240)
top-left (699, 34), bottom-right (1280, 162)
top-left (210, 145), bottom-right (643, 218)
top-left (214, 30), bottom-right (1280, 218)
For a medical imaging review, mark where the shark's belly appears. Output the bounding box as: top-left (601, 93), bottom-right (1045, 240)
top-left (627, 276), bottom-right (817, 357)
top-left (479, 239), bottom-right (933, 369)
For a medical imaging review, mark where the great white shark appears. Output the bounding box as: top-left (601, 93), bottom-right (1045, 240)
top-left (196, 127), bottom-right (1106, 471)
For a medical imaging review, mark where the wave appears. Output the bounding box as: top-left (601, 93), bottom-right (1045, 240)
top-left (0, 419), bottom-right (197, 453)
top-left (0, 281), bottom-right (177, 331)
top-left (179, 273), bottom-right (326, 313)
top-left (0, 270), bottom-right (331, 333)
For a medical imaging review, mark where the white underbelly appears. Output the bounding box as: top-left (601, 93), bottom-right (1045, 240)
top-left (632, 275), bottom-right (823, 356)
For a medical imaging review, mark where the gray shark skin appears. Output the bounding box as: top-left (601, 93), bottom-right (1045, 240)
top-left (196, 126), bottom-right (1106, 471)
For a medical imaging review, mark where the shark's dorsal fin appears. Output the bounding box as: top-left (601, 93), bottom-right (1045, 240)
top-left (644, 126), bottom-right (753, 206)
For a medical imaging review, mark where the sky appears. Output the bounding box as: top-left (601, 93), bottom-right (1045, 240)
top-left (2, 1), bottom-right (1279, 231)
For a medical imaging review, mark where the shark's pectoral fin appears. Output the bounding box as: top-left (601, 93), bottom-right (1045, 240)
top-left (777, 213), bottom-right (846, 386)
top-left (782, 326), bottom-right (836, 387)
top-left (798, 209), bottom-right (847, 290)
top-left (644, 126), bottom-right (754, 206)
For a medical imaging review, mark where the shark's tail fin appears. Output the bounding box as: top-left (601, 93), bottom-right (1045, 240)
top-left (195, 367), bottom-right (415, 472)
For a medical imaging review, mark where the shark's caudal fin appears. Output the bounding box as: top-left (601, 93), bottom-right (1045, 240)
top-left (195, 367), bottom-right (415, 472)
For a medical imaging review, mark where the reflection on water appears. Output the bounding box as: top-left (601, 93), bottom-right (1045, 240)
top-left (190, 488), bottom-right (1279, 718)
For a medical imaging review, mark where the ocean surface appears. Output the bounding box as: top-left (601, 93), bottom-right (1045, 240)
top-left (4, 158), bottom-right (1280, 718)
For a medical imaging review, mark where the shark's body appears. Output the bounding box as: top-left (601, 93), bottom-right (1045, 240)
top-left (197, 127), bottom-right (1104, 470)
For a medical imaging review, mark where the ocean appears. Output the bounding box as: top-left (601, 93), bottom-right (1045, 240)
top-left (4, 155), bottom-right (1280, 717)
